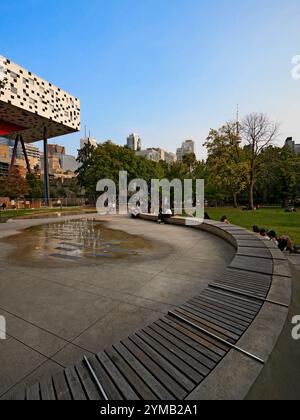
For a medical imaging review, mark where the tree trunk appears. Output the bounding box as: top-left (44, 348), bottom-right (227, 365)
top-left (249, 182), bottom-right (255, 210)
top-left (233, 192), bottom-right (238, 208)
top-left (249, 161), bottom-right (255, 210)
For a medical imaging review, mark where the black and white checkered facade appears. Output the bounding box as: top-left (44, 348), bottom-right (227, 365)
top-left (0, 55), bottom-right (80, 143)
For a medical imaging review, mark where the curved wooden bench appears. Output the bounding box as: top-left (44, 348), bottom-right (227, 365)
top-left (11, 217), bottom-right (292, 400)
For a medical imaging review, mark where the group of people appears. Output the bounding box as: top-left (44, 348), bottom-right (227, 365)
top-left (253, 225), bottom-right (293, 252)
top-left (130, 206), bottom-right (173, 224)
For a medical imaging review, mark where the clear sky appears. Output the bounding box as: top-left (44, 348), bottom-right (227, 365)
top-left (1, 0), bottom-right (300, 158)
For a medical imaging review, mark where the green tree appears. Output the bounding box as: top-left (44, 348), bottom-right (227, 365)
top-left (182, 153), bottom-right (197, 172)
top-left (76, 141), bottom-right (168, 202)
top-left (205, 123), bottom-right (250, 207)
top-left (1, 169), bottom-right (30, 199)
top-left (26, 173), bottom-right (44, 199)
top-left (256, 146), bottom-right (300, 206)
top-left (241, 113), bottom-right (279, 209)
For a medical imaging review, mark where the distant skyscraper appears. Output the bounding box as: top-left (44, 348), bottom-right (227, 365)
top-left (127, 133), bottom-right (141, 151)
top-left (80, 137), bottom-right (97, 149)
top-left (285, 137), bottom-right (300, 154)
top-left (177, 140), bottom-right (195, 161)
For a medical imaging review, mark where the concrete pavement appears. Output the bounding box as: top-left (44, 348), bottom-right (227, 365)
top-left (0, 214), bottom-right (234, 398)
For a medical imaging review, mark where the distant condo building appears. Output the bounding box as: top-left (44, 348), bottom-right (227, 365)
top-left (80, 136), bottom-right (97, 149)
top-left (127, 133), bottom-right (141, 152)
top-left (136, 147), bottom-right (176, 164)
top-left (176, 140), bottom-right (195, 161)
top-left (285, 137), bottom-right (300, 154)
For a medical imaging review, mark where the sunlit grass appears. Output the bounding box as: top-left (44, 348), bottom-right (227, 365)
top-left (206, 207), bottom-right (300, 243)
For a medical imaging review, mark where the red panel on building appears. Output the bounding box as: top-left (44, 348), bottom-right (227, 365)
top-left (0, 121), bottom-right (26, 136)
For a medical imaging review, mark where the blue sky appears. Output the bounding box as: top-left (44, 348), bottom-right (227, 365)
top-left (1, 0), bottom-right (300, 158)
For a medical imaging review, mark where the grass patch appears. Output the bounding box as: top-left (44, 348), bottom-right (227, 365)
top-left (206, 207), bottom-right (300, 243)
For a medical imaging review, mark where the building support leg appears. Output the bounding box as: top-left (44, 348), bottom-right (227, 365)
top-left (9, 135), bottom-right (19, 174)
top-left (20, 135), bottom-right (31, 174)
top-left (43, 127), bottom-right (50, 206)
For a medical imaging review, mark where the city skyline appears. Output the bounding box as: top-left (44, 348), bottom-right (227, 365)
top-left (1, 0), bottom-right (300, 158)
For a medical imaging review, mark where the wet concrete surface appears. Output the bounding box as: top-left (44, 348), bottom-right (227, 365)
top-left (0, 214), bottom-right (234, 398)
top-left (1, 219), bottom-right (154, 267)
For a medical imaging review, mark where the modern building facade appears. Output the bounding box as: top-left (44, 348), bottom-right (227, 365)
top-left (0, 143), bottom-right (10, 164)
top-left (0, 55), bottom-right (80, 202)
top-left (127, 133), bottom-right (142, 151)
top-left (176, 139), bottom-right (195, 161)
top-left (41, 143), bottom-right (79, 176)
top-left (285, 137), bottom-right (300, 154)
top-left (0, 136), bottom-right (40, 174)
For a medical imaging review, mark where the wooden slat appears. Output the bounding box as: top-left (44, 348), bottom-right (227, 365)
top-left (147, 323), bottom-right (217, 369)
top-left (180, 304), bottom-right (245, 335)
top-left (40, 377), bottom-right (56, 401)
top-left (199, 293), bottom-right (261, 317)
top-left (163, 316), bottom-right (229, 354)
top-left (183, 303), bottom-right (248, 332)
top-left (136, 328), bottom-right (205, 382)
top-left (212, 281), bottom-right (269, 298)
top-left (217, 272), bottom-right (271, 289)
top-left (192, 295), bottom-right (257, 320)
top-left (87, 355), bottom-right (123, 400)
top-left (237, 247), bottom-right (272, 259)
top-left (189, 297), bottom-right (253, 324)
top-left (185, 300), bottom-right (250, 329)
top-left (97, 352), bottom-right (140, 400)
top-left (230, 256), bottom-right (273, 275)
top-left (202, 289), bottom-right (262, 312)
top-left (203, 286), bottom-right (263, 305)
top-left (174, 308), bottom-right (240, 343)
top-left (52, 371), bottom-right (72, 400)
top-left (106, 348), bottom-right (158, 400)
top-left (65, 366), bottom-right (87, 400)
top-left (75, 361), bottom-right (102, 400)
top-left (219, 271), bottom-right (272, 288)
top-left (210, 283), bottom-right (267, 299)
top-left (155, 319), bottom-right (223, 363)
top-left (213, 279), bottom-right (269, 295)
top-left (124, 337), bottom-right (186, 400)
top-left (26, 382), bottom-right (40, 401)
top-left (114, 342), bottom-right (175, 400)
top-left (9, 388), bottom-right (26, 401)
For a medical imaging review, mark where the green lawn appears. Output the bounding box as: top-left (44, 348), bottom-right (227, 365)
top-left (206, 207), bottom-right (300, 244)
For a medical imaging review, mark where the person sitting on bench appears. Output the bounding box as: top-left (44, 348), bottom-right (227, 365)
top-left (158, 208), bottom-right (172, 224)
